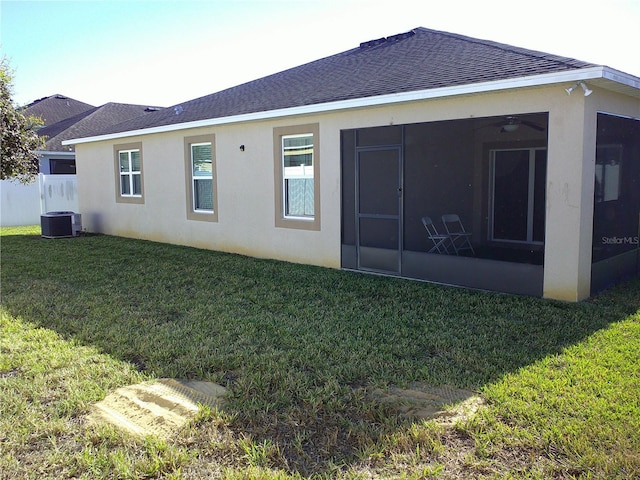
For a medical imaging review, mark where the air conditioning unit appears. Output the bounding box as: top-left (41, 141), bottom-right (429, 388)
top-left (41, 211), bottom-right (82, 238)
top-left (71, 213), bottom-right (82, 236)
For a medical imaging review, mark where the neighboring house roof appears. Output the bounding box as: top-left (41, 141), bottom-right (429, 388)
top-left (22, 94), bottom-right (95, 126)
top-left (39, 103), bottom-right (162, 152)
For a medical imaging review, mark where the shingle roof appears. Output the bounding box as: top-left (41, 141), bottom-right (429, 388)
top-left (89, 27), bottom-right (599, 137)
top-left (39, 103), bottom-right (162, 151)
top-left (22, 95), bottom-right (95, 126)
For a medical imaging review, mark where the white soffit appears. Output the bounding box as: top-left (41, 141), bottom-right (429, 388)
top-left (63, 66), bottom-right (640, 146)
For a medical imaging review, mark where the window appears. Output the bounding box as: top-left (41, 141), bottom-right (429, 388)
top-left (595, 145), bottom-right (622, 203)
top-left (283, 134), bottom-right (314, 217)
top-left (49, 159), bottom-right (76, 174)
top-left (114, 142), bottom-right (143, 204)
top-left (191, 143), bottom-right (213, 211)
top-left (184, 134), bottom-right (217, 221)
top-left (274, 124), bottom-right (320, 230)
top-left (119, 150), bottom-right (141, 196)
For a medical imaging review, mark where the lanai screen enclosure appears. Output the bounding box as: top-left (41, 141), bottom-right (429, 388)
top-left (341, 112), bottom-right (639, 296)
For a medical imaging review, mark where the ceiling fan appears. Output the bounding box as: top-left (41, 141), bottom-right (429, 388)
top-left (490, 116), bottom-right (545, 133)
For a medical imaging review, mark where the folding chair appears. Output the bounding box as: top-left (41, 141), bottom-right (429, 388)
top-left (421, 216), bottom-right (452, 254)
top-left (441, 214), bottom-right (475, 256)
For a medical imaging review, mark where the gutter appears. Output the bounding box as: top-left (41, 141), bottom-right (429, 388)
top-left (37, 150), bottom-right (76, 157)
top-left (63, 66), bottom-right (639, 146)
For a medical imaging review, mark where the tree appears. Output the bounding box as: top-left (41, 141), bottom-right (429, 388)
top-left (1, 58), bottom-right (45, 183)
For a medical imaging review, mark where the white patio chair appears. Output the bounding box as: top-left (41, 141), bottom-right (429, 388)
top-left (441, 214), bottom-right (475, 256)
top-left (421, 216), bottom-right (452, 254)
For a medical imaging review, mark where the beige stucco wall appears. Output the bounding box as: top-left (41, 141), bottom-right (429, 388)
top-left (77, 121), bottom-right (342, 267)
top-left (75, 84), bottom-right (639, 301)
top-left (544, 87), bottom-right (640, 300)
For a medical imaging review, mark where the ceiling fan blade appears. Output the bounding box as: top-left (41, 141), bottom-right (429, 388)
top-left (521, 120), bottom-right (545, 131)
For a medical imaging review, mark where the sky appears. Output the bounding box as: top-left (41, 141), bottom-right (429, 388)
top-left (2, 0), bottom-right (639, 109)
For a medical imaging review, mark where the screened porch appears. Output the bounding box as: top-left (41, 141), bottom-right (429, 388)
top-left (341, 112), bottom-right (549, 296)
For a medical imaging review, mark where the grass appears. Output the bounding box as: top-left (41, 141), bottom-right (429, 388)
top-left (1, 225), bottom-right (639, 479)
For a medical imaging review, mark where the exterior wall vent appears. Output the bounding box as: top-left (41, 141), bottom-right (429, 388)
top-left (359, 30), bottom-right (415, 49)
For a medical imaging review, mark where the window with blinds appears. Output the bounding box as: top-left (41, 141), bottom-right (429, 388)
top-left (191, 142), bottom-right (213, 212)
top-left (282, 134), bottom-right (314, 218)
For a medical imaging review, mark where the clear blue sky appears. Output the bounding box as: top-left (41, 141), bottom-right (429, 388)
top-left (2, 0), bottom-right (639, 108)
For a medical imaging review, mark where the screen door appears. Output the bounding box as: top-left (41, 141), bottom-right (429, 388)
top-left (356, 147), bottom-right (402, 273)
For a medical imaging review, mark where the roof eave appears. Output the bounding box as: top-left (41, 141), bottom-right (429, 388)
top-left (62, 66), bottom-right (638, 146)
top-left (37, 150), bottom-right (75, 156)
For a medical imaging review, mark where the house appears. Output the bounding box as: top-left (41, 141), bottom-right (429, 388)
top-left (20, 94), bottom-right (97, 175)
top-left (22, 94), bottom-right (95, 125)
top-left (1, 95), bottom-right (94, 226)
top-left (63, 27), bottom-right (640, 301)
top-left (1, 97), bottom-right (161, 226)
top-left (37, 102), bottom-right (162, 175)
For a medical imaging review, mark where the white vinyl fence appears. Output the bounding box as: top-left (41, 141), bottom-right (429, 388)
top-left (1, 174), bottom-right (79, 227)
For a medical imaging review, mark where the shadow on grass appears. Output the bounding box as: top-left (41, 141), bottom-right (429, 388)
top-left (2, 231), bottom-right (639, 475)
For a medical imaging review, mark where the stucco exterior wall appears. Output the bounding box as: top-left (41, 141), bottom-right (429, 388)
top-left (544, 88), bottom-right (640, 300)
top-left (76, 120), bottom-right (342, 267)
top-left (75, 84), bottom-right (639, 300)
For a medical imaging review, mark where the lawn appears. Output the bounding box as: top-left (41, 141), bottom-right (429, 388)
top-left (1, 225), bottom-right (639, 479)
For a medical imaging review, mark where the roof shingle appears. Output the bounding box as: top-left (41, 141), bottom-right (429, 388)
top-left (39, 103), bottom-right (162, 151)
top-left (88, 27), bottom-right (599, 137)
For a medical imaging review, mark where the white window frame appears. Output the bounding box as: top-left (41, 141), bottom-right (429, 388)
top-left (273, 123), bottom-right (320, 231)
top-left (282, 133), bottom-right (314, 220)
top-left (119, 149), bottom-right (141, 197)
top-left (184, 134), bottom-right (217, 222)
top-left (190, 142), bottom-right (214, 213)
